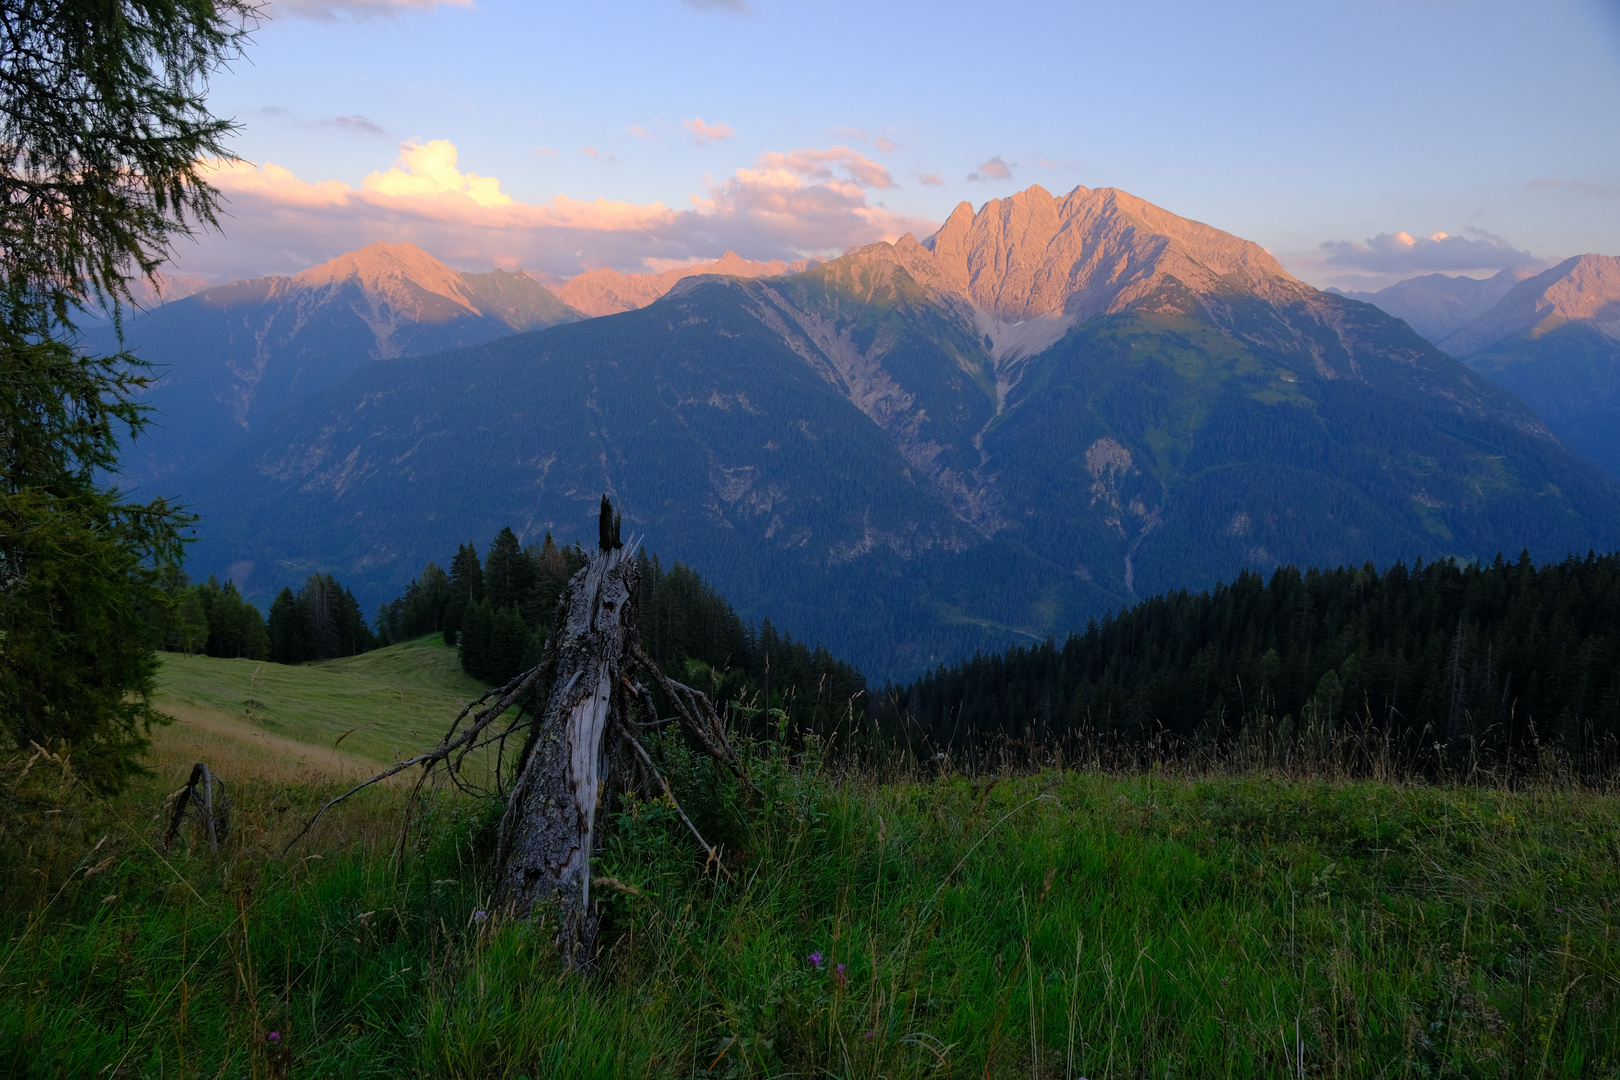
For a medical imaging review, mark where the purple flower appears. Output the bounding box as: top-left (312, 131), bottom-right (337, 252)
top-left (1555, 907), bottom-right (1564, 913)
top-left (267, 1031), bottom-right (281, 1043)
top-left (836, 963), bottom-right (847, 985)
top-left (473, 909), bottom-right (487, 922)
top-left (863, 1030), bottom-right (876, 1039)
top-left (808, 950), bottom-right (824, 968)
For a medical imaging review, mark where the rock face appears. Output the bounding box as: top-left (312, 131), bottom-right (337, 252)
top-left (1334, 268), bottom-right (1536, 344)
top-left (1441, 255), bottom-right (1620, 357)
top-left (914, 184), bottom-right (1303, 321)
top-left (164, 186), bottom-right (1620, 679)
top-left (554, 251), bottom-right (816, 317)
top-left (111, 242), bottom-right (582, 479)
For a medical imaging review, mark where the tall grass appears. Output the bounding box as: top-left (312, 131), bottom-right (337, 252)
top-left (4, 735), bottom-right (1619, 1078)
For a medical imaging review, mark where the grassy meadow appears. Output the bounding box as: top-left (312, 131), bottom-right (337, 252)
top-left (4, 638), bottom-right (1620, 1077)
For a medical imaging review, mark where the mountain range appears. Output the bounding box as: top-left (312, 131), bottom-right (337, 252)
top-left (1441, 255), bottom-right (1620, 479)
top-left (107, 244), bottom-right (826, 481)
top-left (138, 184), bottom-right (1620, 679)
top-left (1331, 268), bottom-right (1536, 343)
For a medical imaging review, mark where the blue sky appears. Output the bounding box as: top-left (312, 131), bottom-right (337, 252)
top-left (179, 0), bottom-right (1620, 290)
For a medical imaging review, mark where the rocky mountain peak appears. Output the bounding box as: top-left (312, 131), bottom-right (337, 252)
top-left (289, 241), bottom-right (484, 321)
top-left (1440, 254), bottom-right (1620, 356)
top-left (907, 184), bottom-right (1303, 327)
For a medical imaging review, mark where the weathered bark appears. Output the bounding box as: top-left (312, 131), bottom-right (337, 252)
top-left (495, 542), bottom-right (639, 964)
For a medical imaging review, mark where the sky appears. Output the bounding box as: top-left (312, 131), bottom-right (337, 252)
top-left (172, 0), bottom-right (1620, 292)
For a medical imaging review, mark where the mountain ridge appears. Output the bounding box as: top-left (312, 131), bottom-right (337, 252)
top-left (1440, 254), bottom-right (1620, 357)
top-left (1330, 268), bottom-right (1536, 344)
top-left (156, 185), bottom-right (1620, 678)
top-left (553, 250), bottom-right (818, 317)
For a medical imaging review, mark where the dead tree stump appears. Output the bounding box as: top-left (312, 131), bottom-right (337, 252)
top-left (495, 535), bottom-right (638, 961)
top-left (287, 496), bottom-right (749, 972)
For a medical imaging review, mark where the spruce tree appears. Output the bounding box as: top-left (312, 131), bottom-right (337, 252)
top-left (267, 588), bottom-right (307, 665)
top-left (484, 527), bottom-right (532, 612)
top-left (0, 0), bottom-right (254, 791)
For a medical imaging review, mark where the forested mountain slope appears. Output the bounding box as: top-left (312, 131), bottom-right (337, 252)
top-left (161, 186), bottom-right (1620, 679)
top-left (876, 551), bottom-right (1620, 776)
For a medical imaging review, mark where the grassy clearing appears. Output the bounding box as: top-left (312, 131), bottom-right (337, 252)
top-left (4, 752), bottom-right (1619, 1078)
top-left (152, 635), bottom-right (486, 770)
top-left (4, 645), bottom-right (1618, 1076)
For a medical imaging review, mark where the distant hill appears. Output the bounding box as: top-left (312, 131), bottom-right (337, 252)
top-left (1436, 254), bottom-right (1620, 479)
top-left (1331, 267), bottom-right (1535, 343)
top-left (552, 251), bottom-right (817, 316)
top-left (110, 242), bottom-right (583, 481)
top-left (162, 185), bottom-right (1620, 680)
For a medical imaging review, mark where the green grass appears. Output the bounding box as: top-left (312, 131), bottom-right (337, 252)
top-left (4, 756), bottom-right (1620, 1078)
top-left (153, 635), bottom-right (488, 766)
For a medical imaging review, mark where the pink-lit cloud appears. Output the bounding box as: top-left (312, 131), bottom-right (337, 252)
top-left (683, 117), bottom-right (736, 146)
top-left (967, 156), bottom-right (1013, 182)
top-left (917, 170), bottom-right (944, 187)
top-left (181, 139), bottom-right (938, 282)
top-left (1319, 229), bottom-right (1540, 273)
top-left (580, 146), bottom-right (621, 163)
top-left (874, 136), bottom-right (898, 153)
top-left (756, 145), bottom-right (896, 189)
top-left (628, 124), bottom-right (653, 139)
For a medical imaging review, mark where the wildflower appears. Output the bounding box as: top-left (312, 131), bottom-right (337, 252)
top-left (473, 909), bottom-right (488, 922)
top-left (836, 963), bottom-right (847, 985)
top-left (267, 1031), bottom-right (281, 1043)
top-left (863, 1030), bottom-right (876, 1039)
top-left (808, 950), bottom-right (824, 968)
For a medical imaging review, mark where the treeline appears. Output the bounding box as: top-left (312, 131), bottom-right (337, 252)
top-left (875, 551), bottom-right (1620, 771)
top-left (154, 572), bottom-right (376, 664)
top-left (377, 526), bottom-right (867, 733)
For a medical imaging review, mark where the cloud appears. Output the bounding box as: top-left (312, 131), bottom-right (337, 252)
top-left (683, 117), bottom-right (736, 146)
top-left (1318, 229), bottom-right (1541, 274)
top-left (184, 139), bottom-right (937, 282)
top-left (580, 147), bottom-right (621, 164)
top-left (917, 171), bottom-right (944, 187)
top-left (628, 124), bottom-right (653, 140)
top-left (756, 145), bottom-right (896, 189)
top-left (1528, 176), bottom-right (1618, 200)
top-left (533, 147), bottom-right (559, 158)
top-left (966, 156), bottom-right (1012, 182)
top-left (325, 114), bottom-right (385, 136)
top-left (269, 0), bottom-right (470, 20)
top-left (680, 0), bottom-right (753, 12)
top-left (360, 139), bottom-right (512, 207)
top-left (874, 136), bottom-right (898, 153)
